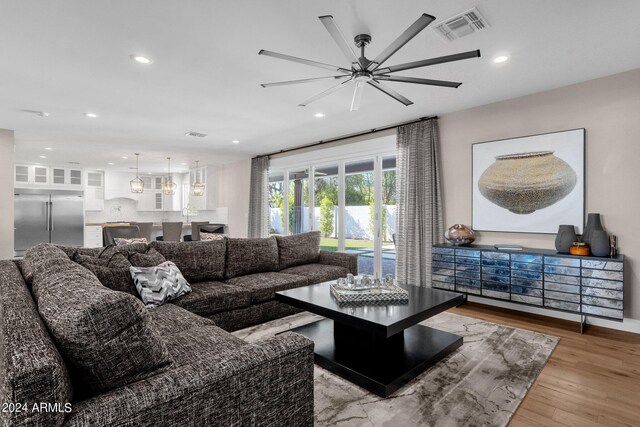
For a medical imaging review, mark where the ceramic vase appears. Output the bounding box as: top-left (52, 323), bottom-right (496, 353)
top-left (582, 213), bottom-right (603, 244)
top-left (478, 151), bottom-right (577, 214)
top-left (555, 224), bottom-right (577, 254)
top-left (591, 230), bottom-right (610, 257)
top-left (444, 224), bottom-right (476, 246)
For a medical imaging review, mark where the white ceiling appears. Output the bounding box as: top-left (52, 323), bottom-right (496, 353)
top-left (1, 0), bottom-right (640, 174)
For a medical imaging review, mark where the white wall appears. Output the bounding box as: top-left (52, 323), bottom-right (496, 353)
top-left (215, 158), bottom-right (251, 238)
top-left (439, 68), bottom-right (640, 325)
top-left (0, 129), bottom-right (15, 259)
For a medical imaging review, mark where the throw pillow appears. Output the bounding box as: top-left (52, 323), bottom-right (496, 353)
top-left (129, 248), bottom-right (167, 267)
top-left (200, 232), bottom-right (225, 241)
top-left (130, 261), bottom-right (192, 308)
top-left (114, 237), bottom-right (148, 246)
top-left (149, 240), bottom-right (226, 283)
top-left (225, 237), bottom-right (279, 279)
top-left (275, 231), bottom-right (321, 270)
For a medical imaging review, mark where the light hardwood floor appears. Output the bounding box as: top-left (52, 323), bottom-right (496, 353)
top-left (450, 302), bottom-right (640, 427)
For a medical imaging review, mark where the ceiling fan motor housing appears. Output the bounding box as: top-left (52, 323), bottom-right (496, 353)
top-left (354, 34), bottom-right (371, 47)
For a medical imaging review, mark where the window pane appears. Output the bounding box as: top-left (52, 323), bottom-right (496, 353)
top-left (382, 156), bottom-right (397, 278)
top-left (288, 169), bottom-right (310, 234)
top-left (314, 164), bottom-right (339, 251)
top-left (268, 171), bottom-right (285, 236)
top-left (345, 159), bottom-right (375, 275)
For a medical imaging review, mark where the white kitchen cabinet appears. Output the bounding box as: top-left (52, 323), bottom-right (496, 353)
top-left (84, 171), bottom-right (105, 211)
top-left (84, 226), bottom-right (103, 247)
top-left (14, 165), bottom-right (50, 185)
top-left (52, 168), bottom-right (83, 186)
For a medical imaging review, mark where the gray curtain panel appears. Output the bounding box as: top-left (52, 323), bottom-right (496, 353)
top-left (395, 119), bottom-right (444, 286)
top-left (248, 156), bottom-right (270, 238)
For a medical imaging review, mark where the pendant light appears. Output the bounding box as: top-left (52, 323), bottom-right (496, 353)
top-left (130, 153), bottom-right (144, 193)
top-left (162, 157), bottom-right (177, 195)
top-left (191, 160), bottom-right (205, 196)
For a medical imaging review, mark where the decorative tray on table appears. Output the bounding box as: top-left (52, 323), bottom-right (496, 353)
top-left (330, 282), bottom-right (409, 305)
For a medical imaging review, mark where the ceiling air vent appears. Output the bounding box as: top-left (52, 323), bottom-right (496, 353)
top-left (433, 7), bottom-right (489, 41)
top-left (184, 131), bottom-right (208, 138)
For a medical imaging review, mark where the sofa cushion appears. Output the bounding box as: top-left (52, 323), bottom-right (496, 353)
top-left (275, 231), bottom-right (321, 270)
top-left (128, 247), bottom-right (167, 267)
top-left (150, 240), bottom-right (226, 283)
top-left (21, 243), bottom-right (71, 284)
top-left (162, 325), bottom-right (247, 363)
top-left (279, 263), bottom-right (349, 285)
top-left (131, 261), bottom-right (192, 308)
top-left (25, 244), bottom-right (173, 397)
top-left (170, 281), bottom-right (251, 317)
top-left (147, 303), bottom-right (216, 337)
top-left (0, 260), bottom-right (72, 427)
top-left (74, 251), bottom-right (132, 269)
top-left (80, 264), bottom-right (138, 296)
top-left (225, 237), bottom-right (279, 279)
top-left (224, 272), bottom-right (308, 303)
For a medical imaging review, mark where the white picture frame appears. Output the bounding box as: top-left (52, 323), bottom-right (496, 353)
top-left (472, 129), bottom-right (585, 234)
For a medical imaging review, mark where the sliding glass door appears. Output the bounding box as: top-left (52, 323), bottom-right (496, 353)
top-left (269, 153), bottom-right (396, 277)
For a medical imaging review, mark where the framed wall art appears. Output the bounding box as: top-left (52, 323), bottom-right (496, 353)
top-left (472, 128), bottom-right (585, 234)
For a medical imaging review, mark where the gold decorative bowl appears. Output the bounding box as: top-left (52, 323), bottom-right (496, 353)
top-left (478, 151), bottom-right (577, 214)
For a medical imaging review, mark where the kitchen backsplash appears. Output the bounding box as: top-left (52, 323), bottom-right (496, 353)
top-left (85, 198), bottom-right (228, 224)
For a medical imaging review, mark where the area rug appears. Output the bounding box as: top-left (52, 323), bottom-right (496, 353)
top-left (233, 311), bottom-right (559, 427)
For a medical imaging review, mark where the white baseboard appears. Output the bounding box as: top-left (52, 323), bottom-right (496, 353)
top-left (466, 295), bottom-right (640, 334)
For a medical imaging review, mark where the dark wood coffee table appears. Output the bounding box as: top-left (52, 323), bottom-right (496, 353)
top-left (275, 282), bottom-right (465, 397)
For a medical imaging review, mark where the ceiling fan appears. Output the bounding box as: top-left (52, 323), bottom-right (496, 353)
top-left (259, 14), bottom-right (481, 111)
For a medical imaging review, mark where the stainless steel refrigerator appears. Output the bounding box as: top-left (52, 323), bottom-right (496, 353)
top-left (14, 189), bottom-right (84, 257)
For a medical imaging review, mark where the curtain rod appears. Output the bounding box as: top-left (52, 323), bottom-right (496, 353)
top-left (254, 115), bottom-right (438, 159)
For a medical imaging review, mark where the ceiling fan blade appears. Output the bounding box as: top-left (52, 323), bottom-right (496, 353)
top-left (375, 75), bottom-right (461, 88)
top-left (367, 13), bottom-right (435, 71)
top-left (368, 80), bottom-right (413, 106)
top-left (374, 50), bottom-right (481, 74)
top-left (261, 75), bottom-right (349, 88)
top-left (319, 15), bottom-right (360, 66)
top-left (299, 78), bottom-right (353, 106)
top-left (350, 81), bottom-right (365, 111)
top-left (259, 50), bottom-right (351, 74)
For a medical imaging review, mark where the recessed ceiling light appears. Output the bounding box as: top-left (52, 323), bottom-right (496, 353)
top-left (130, 54), bottom-right (153, 64)
top-left (35, 162), bottom-right (41, 165)
top-left (493, 55), bottom-right (509, 63)
top-left (148, 172), bottom-right (152, 175)
top-left (314, 112), bottom-right (325, 118)
top-left (108, 162), bottom-right (115, 166)
top-left (84, 112), bottom-right (98, 118)
top-left (39, 155), bottom-right (46, 159)
top-left (122, 156), bottom-right (128, 159)
top-left (232, 140), bottom-right (240, 144)
top-left (180, 162), bottom-right (188, 166)
top-left (45, 147), bottom-right (53, 151)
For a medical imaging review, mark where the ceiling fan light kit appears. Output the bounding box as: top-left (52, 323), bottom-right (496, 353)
top-left (260, 13), bottom-right (480, 110)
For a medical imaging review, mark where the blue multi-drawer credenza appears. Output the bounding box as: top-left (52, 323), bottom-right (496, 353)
top-left (432, 244), bottom-right (624, 323)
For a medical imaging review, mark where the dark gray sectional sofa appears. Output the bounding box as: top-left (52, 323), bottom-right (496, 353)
top-left (0, 232), bottom-right (357, 427)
